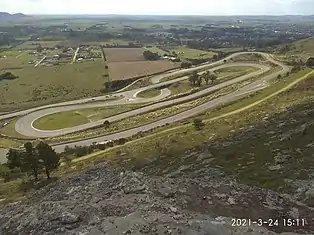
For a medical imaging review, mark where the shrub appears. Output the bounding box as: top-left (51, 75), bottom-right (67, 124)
top-left (193, 118), bottom-right (205, 130)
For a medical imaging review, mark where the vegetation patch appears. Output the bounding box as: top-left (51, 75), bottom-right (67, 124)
top-left (144, 46), bottom-right (168, 56)
top-left (33, 104), bottom-right (142, 131)
top-left (0, 138), bottom-right (23, 149)
top-left (34, 112), bottom-right (90, 130)
top-left (137, 88), bottom-right (161, 98)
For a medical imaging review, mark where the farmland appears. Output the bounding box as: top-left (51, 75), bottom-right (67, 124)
top-left (103, 48), bottom-right (146, 62)
top-left (107, 60), bottom-right (179, 81)
top-left (103, 47), bottom-right (180, 80)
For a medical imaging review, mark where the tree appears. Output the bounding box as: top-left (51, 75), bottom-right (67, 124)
top-left (188, 71), bottom-right (199, 86)
top-left (0, 72), bottom-right (18, 81)
top-left (203, 71), bottom-right (210, 85)
top-left (210, 73), bottom-right (218, 84)
top-left (291, 65), bottom-right (301, 73)
top-left (6, 149), bottom-right (22, 170)
top-left (196, 75), bottom-right (203, 87)
top-left (277, 74), bottom-right (282, 80)
top-left (36, 44), bottom-right (43, 53)
top-left (143, 50), bottom-right (160, 61)
top-left (193, 118), bottom-right (205, 130)
top-left (23, 142), bottom-right (41, 181)
top-left (306, 57), bottom-right (314, 67)
top-left (103, 120), bottom-right (110, 129)
top-left (36, 142), bottom-right (60, 179)
top-left (180, 62), bottom-right (192, 68)
top-left (286, 72), bottom-right (290, 77)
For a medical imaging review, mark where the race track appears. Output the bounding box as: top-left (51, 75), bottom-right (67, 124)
top-left (0, 52), bottom-right (290, 158)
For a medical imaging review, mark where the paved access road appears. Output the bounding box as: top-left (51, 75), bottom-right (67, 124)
top-left (0, 52), bottom-right (290, 159)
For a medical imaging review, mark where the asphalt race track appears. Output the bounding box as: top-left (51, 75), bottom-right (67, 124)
top-left (0, 52), bottom-right (290, 161)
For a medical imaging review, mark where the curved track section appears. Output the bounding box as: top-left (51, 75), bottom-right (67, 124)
top-left (0, 52), bottom-right (290, 155)
top-left (16, 63), bottom-right (269, 138)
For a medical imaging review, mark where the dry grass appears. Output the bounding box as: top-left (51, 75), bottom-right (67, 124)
top-left (107, 61), bottom-right (178, 80)
top-left (103, 48), bottom-right (146, 62)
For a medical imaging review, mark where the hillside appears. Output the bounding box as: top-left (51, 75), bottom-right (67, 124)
top-left (0, 12), bottom-right (27, 20)
top-left (276, 36), bottom-right (314, 60)
top-left (1, 86), bottom-right (314, 234)
top-left (0, 164), bottom-right (313, 235)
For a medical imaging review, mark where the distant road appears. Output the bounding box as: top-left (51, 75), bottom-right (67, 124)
top-left (71, 47), bottom-right (80, 64)
top-left (34, 56), bottom-right (47, 68)
top-left (0, 52), bottom-right (290, 160)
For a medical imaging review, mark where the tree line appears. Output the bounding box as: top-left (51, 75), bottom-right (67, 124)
top-left (143, 50), bottom-right (160, 61)
top-left (6, 142), bottom-right (60, 180)
top-left (188, 71), bottom-right (218, 87)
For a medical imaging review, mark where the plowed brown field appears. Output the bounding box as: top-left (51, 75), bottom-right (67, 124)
top-left (104, 48), bottom-right (146, 62)
top-left (108, 61), bottom-right (179, 80)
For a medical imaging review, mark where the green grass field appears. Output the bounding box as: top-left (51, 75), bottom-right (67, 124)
top-left (0, 51), bottom-right (35, 70)
top-left (0, 60), bottom-right (108, 112)
top-left (34, 111), bottom-right (90, 130)
top-left (137, 88), bottom-right (161, 98)
top-left (33, 105), bottom-right (141, 130)
top-left (215, 66), bottom-right (258, 74)
top-left (0, 138), bottom-right (23, 149)
top-left (172, 47), bottom-right (217, 59)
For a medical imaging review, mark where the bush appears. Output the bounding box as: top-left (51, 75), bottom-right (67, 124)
top-left (306, 57), bottom-right (314, 67)
top-left (193, 118), bottom-right (205, 130)
top-left (143, 50), bottom-right (160, 61)
top-left (0, 72), bottom-right (18, 81)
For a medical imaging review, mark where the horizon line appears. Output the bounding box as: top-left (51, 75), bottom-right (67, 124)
top-left (12, 13), bottom-right (314, 17)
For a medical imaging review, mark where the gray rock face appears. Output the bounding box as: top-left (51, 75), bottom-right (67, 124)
top-left (0, 164), bottom-right (313, 235)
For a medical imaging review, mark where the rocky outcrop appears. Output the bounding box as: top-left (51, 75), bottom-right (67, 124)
top-left (0, 164), bottom-right (313, 235)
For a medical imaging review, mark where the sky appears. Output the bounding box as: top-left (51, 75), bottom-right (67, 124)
top-left (1, 0), bottom-right (314, 15)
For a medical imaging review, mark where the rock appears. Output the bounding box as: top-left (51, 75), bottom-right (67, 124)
top-left (169, 206), bottom-right (178, 214)
top-left (288, 207), bottom-right (300, 219)
top-left (227, 197), bottom-right (236, 205)
top-left (268, 165), bottom-right (283, 171)
top-left (84, 228), bottom-right (105, 235)
top-left (304, 189), bottom-right (314, 206)
top-left (157, 183), bottom-right (175, 198)
top-left (306, 142), bottom-right (314, 148)
top-left (0, 165), bottom-right (313, 235)
top-left (196, 152), bottom-right (213, 163)
top-left (61, 212), bottom-right (80, 224)
top-left (274, 153), bottom-right (289, 164)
